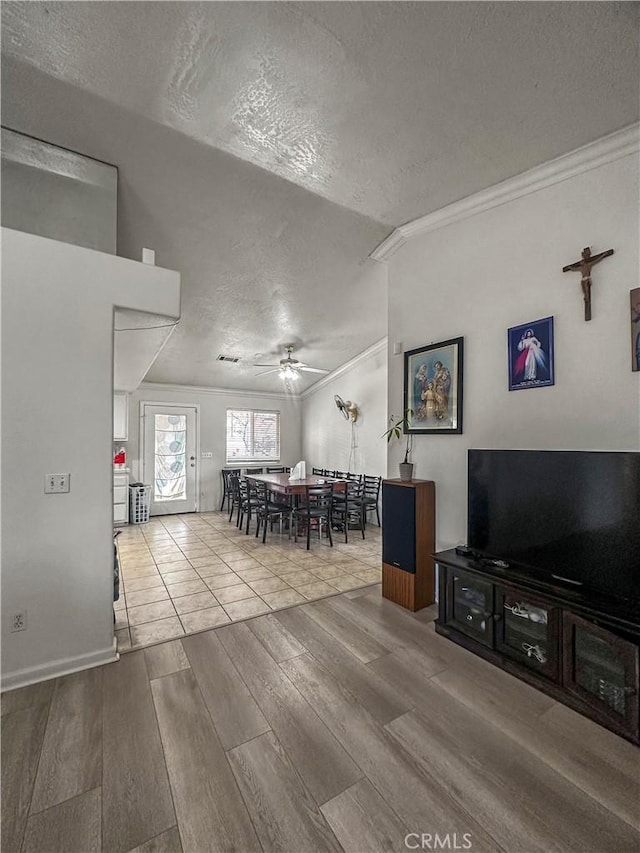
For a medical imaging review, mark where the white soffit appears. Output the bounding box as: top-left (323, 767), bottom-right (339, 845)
top-left (370, 123), bottom-right (640, 262)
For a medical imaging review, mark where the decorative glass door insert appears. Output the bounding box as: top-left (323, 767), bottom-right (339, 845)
top-left (154, 414), bottom-right (186, 502)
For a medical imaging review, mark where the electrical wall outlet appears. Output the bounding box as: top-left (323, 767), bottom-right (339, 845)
top-left (45, 473), bottom-right (70, 494)
top-left (11, 610), bottom-right (27, 632)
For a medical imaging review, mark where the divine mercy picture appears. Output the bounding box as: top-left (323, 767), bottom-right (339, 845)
top-left (508, 316), bottom-right (555, 391)
top-left (631, 288), bottom-right (640, 372)
top-left (404, 337), bottom-right (464, 434)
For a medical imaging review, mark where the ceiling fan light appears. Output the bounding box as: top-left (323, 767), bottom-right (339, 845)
top-left (281, 364), bottom-right (299, 380)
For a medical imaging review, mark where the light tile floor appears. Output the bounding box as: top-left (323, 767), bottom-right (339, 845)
top-left (115, 510), bottom-right (382, 651)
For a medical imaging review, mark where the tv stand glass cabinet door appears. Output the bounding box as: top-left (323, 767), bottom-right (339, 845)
top-left (444, 568), bottom-right (494, 647)
top-left (563, 612), bottom-right (639, 741)
top-left (495, 588), bottom-right (560, 681)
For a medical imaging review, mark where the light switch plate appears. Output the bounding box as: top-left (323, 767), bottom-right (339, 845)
top-left (45, 473), bottom-right (70, 493)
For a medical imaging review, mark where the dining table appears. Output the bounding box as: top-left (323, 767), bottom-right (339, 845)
top-left (245, 472), bottom-right (347, 497)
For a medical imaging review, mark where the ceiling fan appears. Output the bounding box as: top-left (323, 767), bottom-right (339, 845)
top-left (254, 345), bottom-right (330, 381)
top-left (334, 394), bottom-right (358, 422)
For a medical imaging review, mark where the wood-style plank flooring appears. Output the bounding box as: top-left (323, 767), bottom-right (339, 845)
top-left (2, 585), bottom-right (640, 853)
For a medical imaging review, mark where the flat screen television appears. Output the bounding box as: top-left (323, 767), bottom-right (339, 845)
top-left (467, 450), bottom-right (640, 603)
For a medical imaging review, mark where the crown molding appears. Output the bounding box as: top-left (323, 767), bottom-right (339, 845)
top-left (369, 228), bottom-right (407, 261)
top-left (301, 338), bottom-right (388, 400)
top-left (138, 381), bottom-right (297, 401)
top-left (370, 123), bottom-right (639, 262)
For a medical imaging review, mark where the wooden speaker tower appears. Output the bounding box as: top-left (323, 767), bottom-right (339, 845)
top-left (381, 479), bottom-right (436, 611)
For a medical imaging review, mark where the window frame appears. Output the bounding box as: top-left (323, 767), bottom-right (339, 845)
top-left (225, 408), bottom-right (281, 464)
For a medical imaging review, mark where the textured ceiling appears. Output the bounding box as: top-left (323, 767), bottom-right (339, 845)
top-left (2, 1), bottom-right (638, 391)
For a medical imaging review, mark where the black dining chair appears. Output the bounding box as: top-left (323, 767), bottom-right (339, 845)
top-left (227, 472), bottom-right (242, 523)
top-left (362, 475), bottom-right (383, 526)
top-left (220, 467), bottom-right (241, 511)
top-left (266, 466), bottom-right (285, 473)
top-left (312, 467), bottom-right (324, 475)
top-left (332, 478), bottom-right (365, 543)
top-left (254, 480), bottom-right (292, 543)
top-left (292, 483), bottom-right (335, 550)
top-left (239, 477), bottom-right (262, 534)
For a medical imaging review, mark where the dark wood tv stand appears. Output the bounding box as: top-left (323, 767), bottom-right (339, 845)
top-left (434, 550), bottom-right (640, 745)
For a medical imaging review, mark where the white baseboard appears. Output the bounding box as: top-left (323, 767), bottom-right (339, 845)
top-left (1, 639), bottom-right (119, 692)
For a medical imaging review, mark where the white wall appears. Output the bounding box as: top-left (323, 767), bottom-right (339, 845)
top-left (1, 127), bottom-right (118, 254)
top-left (125, 384), bottom-right (303, 511)
top-left (388, 150), bottom-right (640, 552)
top-left (1, 228), bottom-right (180, 689)
top-left (302, 340), bottom-right (388, 477)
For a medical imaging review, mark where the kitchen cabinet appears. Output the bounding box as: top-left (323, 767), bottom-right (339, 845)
top-left (114, 471), bottom-right (129, 525)
top-left (114, 393), bottom-right (128, 440)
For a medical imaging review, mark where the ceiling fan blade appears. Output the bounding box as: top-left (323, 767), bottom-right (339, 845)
top-left (299, 366), bottom-right (330, 374)
top-left (255, 368), bottom-right (281, 376)
top-left (253, 363), bottom-right (279, 368)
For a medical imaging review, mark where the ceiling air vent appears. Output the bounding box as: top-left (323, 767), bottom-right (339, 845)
top-left (216, 354), bottom-right (240, 363)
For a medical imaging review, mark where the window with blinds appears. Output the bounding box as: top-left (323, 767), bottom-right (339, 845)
top-left (226, 409), bottom-right (280, 463)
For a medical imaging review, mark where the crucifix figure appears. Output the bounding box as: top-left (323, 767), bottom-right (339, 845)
top-left (562, 246), bottom-right (614, 321)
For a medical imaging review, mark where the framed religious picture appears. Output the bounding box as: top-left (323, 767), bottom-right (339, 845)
top-left (631, 288), bottom-right (640, 372)
top-left (404, 337), bottom-right (464, 434)
top-left (508, 316), bottom-right (555, 391)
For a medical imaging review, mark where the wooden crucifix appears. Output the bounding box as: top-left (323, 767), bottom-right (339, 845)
top-left (562, 246), bottom-right (614, 321)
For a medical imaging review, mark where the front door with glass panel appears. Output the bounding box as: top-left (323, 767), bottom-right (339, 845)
top-left (142, 405), bottom-right (198, 515)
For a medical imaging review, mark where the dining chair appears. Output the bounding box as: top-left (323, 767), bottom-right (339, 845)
top-left (254, 480), bottom-right (292, 543)
top-left (362, 475), bottom-right (383, 526)
top-left (240, 477), bottom-right (262, 534)
top-left (292, 483), bottom-right (335, 550)
top-left (332, 478), bottom-right (365, 543)
top-left (266, 466), bottom-right (286, 473)
top-left (312, 467), bottom-right (324, 475)
top-left (227, 472), bottom-right (242, 523)
top-left (220, 467), bottom-right (241, 511)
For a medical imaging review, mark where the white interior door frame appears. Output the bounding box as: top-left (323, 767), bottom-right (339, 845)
top-left (140, 401), bottom-right (201, 513)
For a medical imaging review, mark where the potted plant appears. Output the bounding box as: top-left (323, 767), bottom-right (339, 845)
top-left (383, 409), bottom-right (414, 481)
